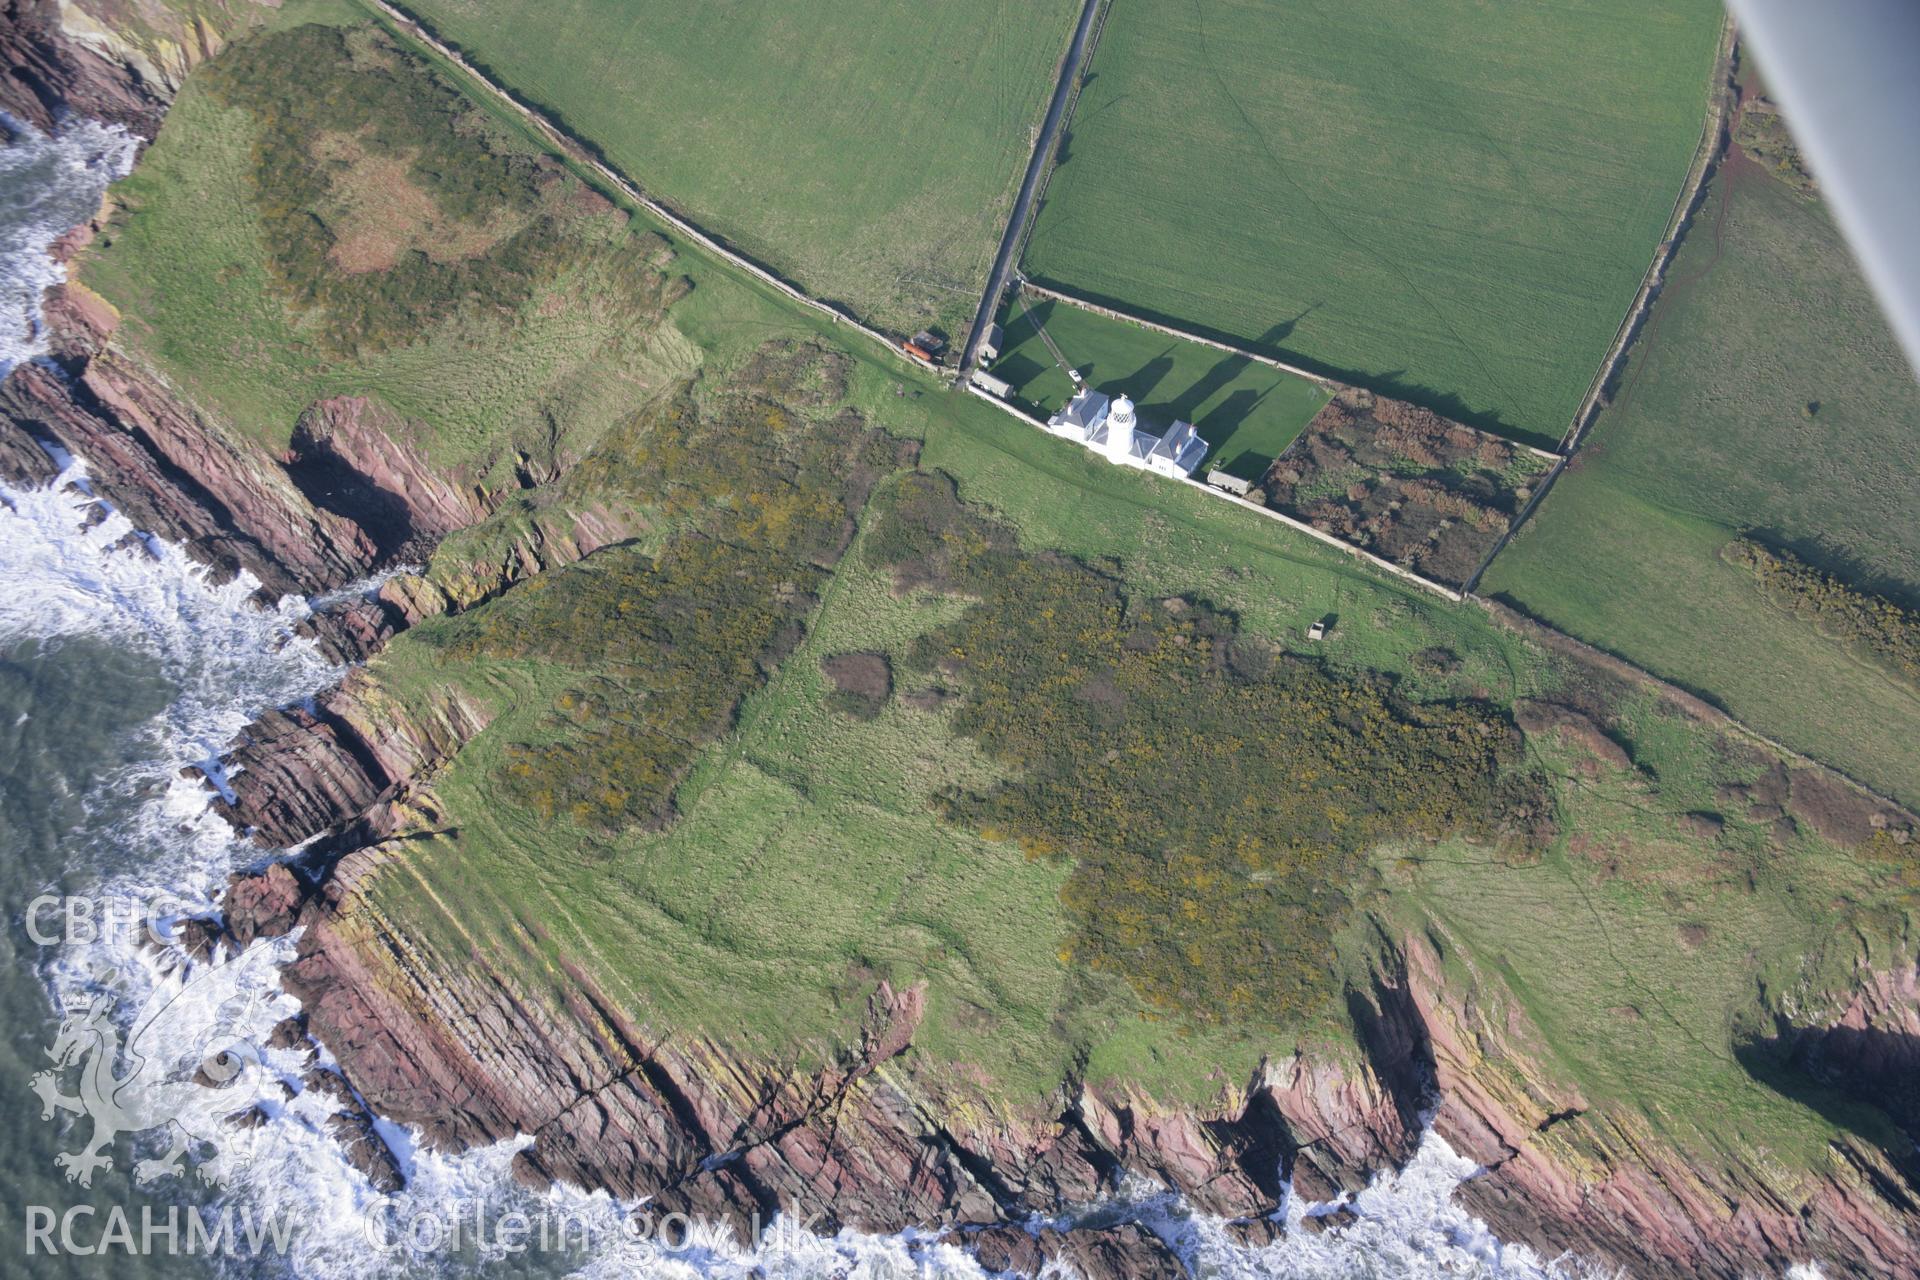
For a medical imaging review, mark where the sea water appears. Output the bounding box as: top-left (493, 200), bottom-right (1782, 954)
top-left (0, 114), bottom-right (1604, 1279)
top-left (0, 113), bottom-right (138, 378)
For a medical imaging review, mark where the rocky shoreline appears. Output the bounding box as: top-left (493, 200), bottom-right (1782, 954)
top-left (205, 772), bottom-right (1920, 1280)
top-left (2, 0), bottom-right (172, 139)
top-left (6, 15), bottom-right (1920, 1277)
top-left (22, 207), bottom-right (1920, 1280)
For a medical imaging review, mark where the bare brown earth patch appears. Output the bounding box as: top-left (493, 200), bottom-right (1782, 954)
top-left (1788, 767), bottom-right (1907, 848)
top-left (1750, 761), bottom-right (1791, 807)
top-left (1512, 699), bottom-right (1633, 771)
top-left (1071, 670), bottom-right (1127, 712)
top-left (1677, 811), bottom-right (1725, 841)
top-left (313, 131), bottom-right (522, 274)
top-left (821, 651), bottom-right (892, 720)
top-left (900, 686), bottom-right (956, 713)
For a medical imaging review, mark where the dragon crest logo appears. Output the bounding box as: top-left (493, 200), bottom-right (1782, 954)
top-left (32, 944), bottom-right (288, 1189)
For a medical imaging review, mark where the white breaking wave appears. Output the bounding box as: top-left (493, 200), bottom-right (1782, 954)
top-left (0, 455), bottom-right (335, 805)
top-left (535, 1131), bottom-right (1601, 1280)
top-left (1044, 1137), bottom-right (1601, 1280)
top-left (0, 456), bottom-right (557, 1276)
top-left (0, 239), bottom-right (1801, 1278)
top-left (0, 451), bottom-right (1596, 1280)
top-left (0, 114), bottom-right (138, 378)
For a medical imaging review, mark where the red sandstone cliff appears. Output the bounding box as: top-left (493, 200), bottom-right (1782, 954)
top-left (2, 256), bottom-right (628, 660)
top-left (214, 809), bottom-right (1920, 1280)
top-left (219, 854), bottom-right (1429, 1278)
top-left (0, 0), bottom-right (273, 140)
top-left (10, 22), bottom-right (1920, 1278)
top-left (1402, 932), bottom-right (1920, 1279)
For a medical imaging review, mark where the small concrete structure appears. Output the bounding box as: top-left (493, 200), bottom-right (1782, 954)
top-left (970, 369), bottom-right (1014, 399)
top-left (1045, 389), bottom-right (1208, 477)
top-left (979, 322), bottom-right (1005, 364)
top-left (1206, 469), bottom-right (1254, 497)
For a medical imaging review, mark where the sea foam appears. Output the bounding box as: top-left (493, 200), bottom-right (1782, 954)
top-left (0, 114), bottom-right (138, 379)
top-left (0, 447), bottom-right (1601, 1280)
top-left (0, 151), bottom-right (1803, 1276)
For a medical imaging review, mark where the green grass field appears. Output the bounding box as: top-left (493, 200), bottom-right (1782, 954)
top-left (988, 294), bottom-right (1330, 479)
top-left (1485, 148), bottom-right (1920, 806)
top-left (355, 329), bottom-right (1548, 1103)
top-left (364, 513), bottom-right (1277, 1103)
top-left (1024, 0), bottom-right (1724, 447)
top-left (1390, 695), bottom-right (1910, 1173)
top-left (80, 2), bottom-right (700, 482)
top-left (361, 355), bottom-right (1920, 1142)
top-left (393, 0), bottom-right (1080, 341)
top-left (83, 8), bottom-right (1920, 1175)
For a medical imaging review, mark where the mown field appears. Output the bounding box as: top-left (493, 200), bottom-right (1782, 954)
top-left (394, 0), bottom-right (1080, 341)
top-left (1024, 0), bottom-right (1724, 447)
top-left (1485, 138), bottom-right (1920, 807)
top-left (987, 294), bottom-right (1330, 480)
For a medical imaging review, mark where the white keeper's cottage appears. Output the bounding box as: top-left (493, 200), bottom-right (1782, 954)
top-left (1046, 389), bottom-right (1208, 478)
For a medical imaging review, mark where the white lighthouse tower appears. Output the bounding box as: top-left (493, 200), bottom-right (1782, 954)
top-left (1104, 394), bottom-right (1138, 463)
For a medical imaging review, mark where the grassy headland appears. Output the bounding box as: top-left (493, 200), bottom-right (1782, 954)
top-left (82, 4), bottom-right (698, 483)
top-left (71, 7), bottom-right (1920, 1180)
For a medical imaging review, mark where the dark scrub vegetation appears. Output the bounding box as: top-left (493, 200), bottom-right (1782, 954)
top-left (205, 23), bottom-right (678, 355)
top-left (1733, 99), bottom-right (1815, 197)
top-left (866, 472), bottom-right (1550, 1027)
top-left (821, 652), bottom-right (893, 720)
top-left (1264, 391), bottom-right (1552, 588)
top-left (423, 345), bottom-right (913, 830)
top-left (1727, 538), bottom-right (1920, 692)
